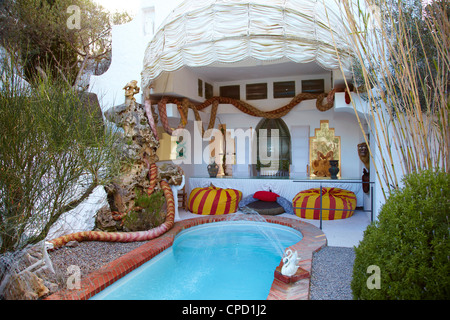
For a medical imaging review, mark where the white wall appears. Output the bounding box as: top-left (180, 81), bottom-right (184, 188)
top-left (216, 106), bottom-right (365, 179)
top-left (152, 68), bottom-right (367, 181)
top-left (89, 3), bottom-right (158, 112)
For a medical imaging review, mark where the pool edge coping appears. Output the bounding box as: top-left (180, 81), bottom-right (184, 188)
top-left (45, 215), bottom-right (327, 300)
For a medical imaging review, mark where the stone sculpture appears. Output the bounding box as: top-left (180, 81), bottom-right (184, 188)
top-left (101, 81), bottom-right (183, 231)
top-left (311, 151), bottom-right (333, 177)
top-left (123, 80), bottom-right (140, 105)
top-left (358, 142), bottom-right (370, 170)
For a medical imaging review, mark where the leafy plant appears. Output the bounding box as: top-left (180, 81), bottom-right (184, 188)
top-left (122, 190), bottom-right (166, 232)
top-left (351, 169), bottom-right (450, 299)
top-left (0, 56), bottom-right (122, 253)
top-left (0, 0), bottom-right (132, 87)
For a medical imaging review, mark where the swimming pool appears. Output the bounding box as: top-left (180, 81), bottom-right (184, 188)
top-left (91, 221), bottom-right (302, 300)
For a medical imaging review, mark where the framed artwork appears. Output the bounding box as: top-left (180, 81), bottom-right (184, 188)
top-left (309, 120), bottom-right (341, 178)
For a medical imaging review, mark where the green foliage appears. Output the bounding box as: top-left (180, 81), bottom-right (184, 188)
top-left (0, 58), bottom-right (122, 253)
top-left (0, 0), bottom-right (132, 85)
top-left (123, 190), bottom-right (166, 232)
top-left (352, 169), bottom-right (450, 299)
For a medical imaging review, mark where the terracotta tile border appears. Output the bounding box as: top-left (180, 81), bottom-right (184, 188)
top-left (46, 215), bottom-right (326, 300)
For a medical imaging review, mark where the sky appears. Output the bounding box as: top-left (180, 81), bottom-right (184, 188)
top-left (93, 0), bottom-right (142, 15)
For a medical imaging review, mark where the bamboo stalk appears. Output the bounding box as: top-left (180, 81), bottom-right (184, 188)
top-left (324, 0), bottom-right (448, 197)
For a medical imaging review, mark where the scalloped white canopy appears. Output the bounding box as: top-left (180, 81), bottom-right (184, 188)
top-left (142, 0), bottom-right (354, 87)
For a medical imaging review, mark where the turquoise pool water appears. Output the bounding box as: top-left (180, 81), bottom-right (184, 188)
top-left (91, 221), bottom-right (302, 300)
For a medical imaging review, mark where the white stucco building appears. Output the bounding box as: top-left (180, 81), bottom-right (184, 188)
top-left (88, 0), bottom-right (386, 224)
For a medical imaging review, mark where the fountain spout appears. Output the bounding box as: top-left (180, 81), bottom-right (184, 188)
top-left (281, 248), bottom-right (301, 277)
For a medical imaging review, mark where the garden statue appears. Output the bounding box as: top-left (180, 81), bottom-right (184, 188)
top-left (358, 142), bottom-right (370, 170)
top-left (281, 249), bottom-right (302, 277)
top-left (123, 80), bottom-right (140, 105)
top-left (362, 168), bottom-right (370, 194)
top-left (358, 142), bottom-right (370, 193)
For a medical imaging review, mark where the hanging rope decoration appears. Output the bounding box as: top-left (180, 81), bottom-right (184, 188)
top-left (154, 90), bottom-right (336, 135)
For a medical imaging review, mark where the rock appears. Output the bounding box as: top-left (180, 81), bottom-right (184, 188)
top-left (46, 186), bottom-right (108, 241)
top-left (95, 205), bottom-right (121, 232)
top-left (103, 94), bottom-right (160, 218)
top-left (159, 163), bottom-right (184, 186)
top-left (3, 271), bottom-right (49, 300)
top-left (98, 82), bottom-right (184, 228)
top-left (65, 241), bottom-right (79, 248)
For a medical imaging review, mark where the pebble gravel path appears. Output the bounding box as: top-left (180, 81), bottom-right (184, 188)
top-left (309, 246), bottom-right (356, 300)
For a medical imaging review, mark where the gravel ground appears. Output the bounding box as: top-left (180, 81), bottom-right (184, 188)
top-left (47, 242), bottom-right (356, 300)
top-left (46, 241), bottom-right (148, 294)
top-left (309, 246), bottom-right (356, 300)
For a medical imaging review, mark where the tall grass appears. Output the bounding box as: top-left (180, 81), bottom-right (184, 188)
top-left (327, 0), bottom-right (449, 199)
top-left (0, 50), bottom-right (122, 253)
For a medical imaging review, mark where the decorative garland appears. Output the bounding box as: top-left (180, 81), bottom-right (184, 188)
top-left (153, 90), bottom-right (336, 135)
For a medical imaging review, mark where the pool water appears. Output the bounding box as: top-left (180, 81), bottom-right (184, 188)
top-left (91, 221), bottom-right (303, 300)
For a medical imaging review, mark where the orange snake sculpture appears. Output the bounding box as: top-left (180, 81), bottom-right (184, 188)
top-left (48, 82), bottom-right (178, 250)
top-left (48, 179), bottom-right (175, 249)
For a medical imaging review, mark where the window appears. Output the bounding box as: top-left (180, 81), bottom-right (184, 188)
top-left (205, 82), bottom-right (213, 99)
top-left (253, 118), bottom-right (291, 177)
top-left (198, 79), bottom-right (203, 97)
top-left (302, 79), bottom-right (324, 94)
top-left (274, 81), bottom-right (295, 98)
top-left (219, 85), bottom-right (240, 100)
top-left (246, 83), bottom-right (267, 100)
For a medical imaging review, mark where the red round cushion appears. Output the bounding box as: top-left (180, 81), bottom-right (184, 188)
top-left (253, 191), bottom-right (280, 202)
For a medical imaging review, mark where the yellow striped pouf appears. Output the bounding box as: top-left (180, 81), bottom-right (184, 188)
top-left (188, 186), bottom-right (243, 215)
top-left (293, 188), bottom-right (357, 220)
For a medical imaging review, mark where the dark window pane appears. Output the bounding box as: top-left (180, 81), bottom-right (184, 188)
top-left (219, 85), bottom-right (240, 100)
top-left (302, 79), bottom-right (324, 94)
top-left (246, 83), bottom-right (267, 100)
top-left (274, 81), bottom-right (295, 98)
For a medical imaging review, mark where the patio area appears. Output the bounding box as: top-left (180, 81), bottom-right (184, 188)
top-left (177, 208), bottom-right (371, 248)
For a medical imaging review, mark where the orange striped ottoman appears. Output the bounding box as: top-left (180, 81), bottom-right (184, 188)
top-left (293, 188), bottom-right (357, 220)
top-left (188, 186), bottom-right (243, 215)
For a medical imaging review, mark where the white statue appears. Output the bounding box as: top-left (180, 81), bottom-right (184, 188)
top-left (281, 248), bottom-right (302, 277)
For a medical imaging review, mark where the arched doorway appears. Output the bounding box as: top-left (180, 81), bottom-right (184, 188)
top-left (253, 118), bottom-right (291, 177)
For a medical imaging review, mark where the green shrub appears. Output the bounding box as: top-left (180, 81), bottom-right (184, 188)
top-left (0, 58), bottom-right (122, 253)
top-left (122, 190), bottom-right (166, 232)
top-left (352, 169), bottom-right (449, 299)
